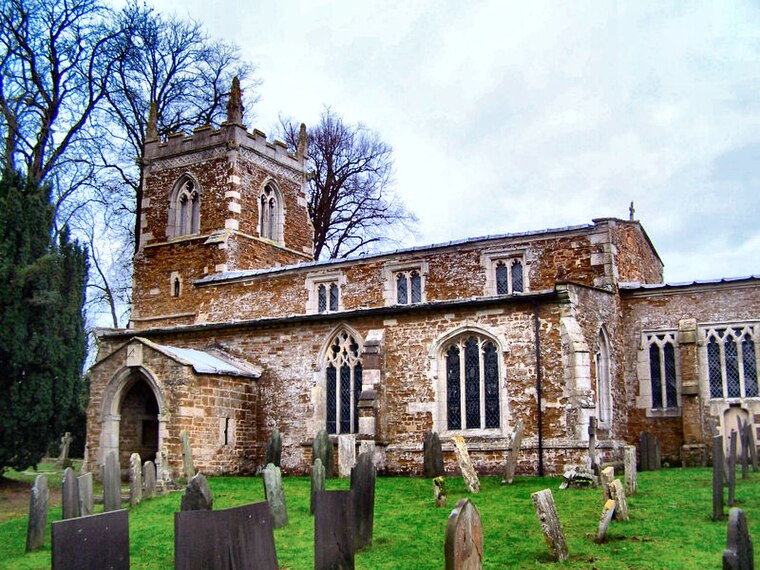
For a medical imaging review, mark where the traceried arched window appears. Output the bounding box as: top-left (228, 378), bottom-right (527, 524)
top-left (325, 330), bottom-right (363, 434)
top-left (706, 325), bottom-right (759, 399)
top-left (444, 334), bottom-right (500, 430)
top-left (259, 182), bottom-right (283, 242)
top-left (595, 328), bottom-right (612, 427)
top-left (646, 332), bottom-right (678, 409)
top-left (169, 176), bottom-right (200, 238)
top-left (495, 258), bottom-right (524, 295)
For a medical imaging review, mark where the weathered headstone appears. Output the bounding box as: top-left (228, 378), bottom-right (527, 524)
top-left (175, 502), bottom-right (278, 570)
top-left (142, 460), bottom-right (156, 498)
top-left (452, 436), bottom-right (480, 494)
top-left (714, 434), bottom-right (726, 521)
top-left (129, 452), bottom-right (142, 506)
top-left (61, 467), bottom-right (80, 519)
top-left (423, 430), bottom-right (445, 478)
top-left (351, 452), bottom-right (376, 550)
top-left (600, 466), bottom-right (614, 503)
top-left (338, 434), bottom-right (356, 478)
top-left (56, 432), bottom-right (73, 468)
top-left (310, 458), bottom-right (326, 515)
top-left (26, 474), bottom-right (48, 552)
top-left (639, 432), bottom-right (661, 471)
top-left (314, 490), bottom-right (355, 570)
top-left (434, 476), bottom-right (447, 507)
top-left (609, 479), bottom-right (630, 521)
top-left (624, 445), bottom-right (638, 496)
top-left (51, 509), bottom-right (129, 570)
top-left (265, 428), bottom-right (282, 467)
top-left (739, 419), bottom-right (750, 480)
top-left (444, 498), bottom-right (483, 570)
top-left (180, 430), bottom-right (195, 480)
top-left (729, 430), bottom-right (738, 507)
top-left (312, 429), bottom-right (334, 479)
top-left (709, 418), bottom-right (720, 438)
top-left (78, 472), bottom-right (93, 517)
top-left (80, 443), bottom-right (90, 474)
top-left (747, 421), bottom-right (758, 473)
top-left (262, 463), bottom-right (288, 528)
top-left (594, 499), bottom-right (616, 544)
top-left (559, 465), bottom-right (598, 489)
top-left (180, 473), bottom-right (213, 511)
top-left (155, 448), bottom-right (173, 491)
top-left (531, 489), bottom-right (569, 562)
top-left (588, 416), bottom-right (598, 474)
top-left (102, 450), bottom-right (122, 512)
top-left (723, 507), bottom-right (754, 570)
top-left (502, 419), bottom-right (524, 485)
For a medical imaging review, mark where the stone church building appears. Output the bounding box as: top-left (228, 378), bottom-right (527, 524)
top-left (85, 88), bottom-right (760, 478)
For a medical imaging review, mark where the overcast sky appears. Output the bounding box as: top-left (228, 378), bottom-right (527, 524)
top-left (151, 0), bottom-right (760, 283)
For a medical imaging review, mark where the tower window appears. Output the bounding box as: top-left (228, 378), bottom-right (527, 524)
top-left (259, 182), bottom-right (283, 243)
top-left (169, 176), bottom-right (200, 238)
top-left (173, 277), bottom-right (181, 297)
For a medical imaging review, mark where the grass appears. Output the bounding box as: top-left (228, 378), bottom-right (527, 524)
top-left (0, 467), bottom-right (757, 569)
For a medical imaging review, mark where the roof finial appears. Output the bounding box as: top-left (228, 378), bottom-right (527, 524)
top-left (226, 76), bottom-right (244, 125)
top-left (629, 201), bottom-right (635, 221)
top-left (297, 123), bottom-right (308, 160)
top-left (146, 101), bottom-right (158, 140)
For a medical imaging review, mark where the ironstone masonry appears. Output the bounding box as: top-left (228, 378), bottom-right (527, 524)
top-left (85, 80), bottom-right (760, 478)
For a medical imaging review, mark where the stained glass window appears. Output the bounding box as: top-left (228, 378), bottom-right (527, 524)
top-left (445, 334), bottom-right (500, 430)
top-left (324, 331), bottom-right (362, 434)
top-left (464, 337), bottom-right (481, 429)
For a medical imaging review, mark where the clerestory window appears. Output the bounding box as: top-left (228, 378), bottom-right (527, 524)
top-left (318, 282), bottom-right (340, 314)
top-left (325, 330), bottom-right (363, 434)
top-left (495, 258), bottom-right (524, 295)
top-left (396, 270), bottom-right (422, 305)
top-left (705, 325), bottom-right (759, 399)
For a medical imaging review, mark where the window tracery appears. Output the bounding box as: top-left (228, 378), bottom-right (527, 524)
top-left (325, 330), bottom-right (363, 434)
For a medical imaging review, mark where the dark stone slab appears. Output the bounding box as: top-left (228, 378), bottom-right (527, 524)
top-left (739, 419), bottom-right (750, 480)
top-left (714, 435), bottom-right (726, 521)
top-left (266, 428), bottom-right (282, 467)
top-left (313, 430), bottom-right (334, 479)
top-left (423, 430), bottom-right (445, 478)
top-left (351, 452), bottom-right (376, 550)
top-left (314, 490), bottom-right (355, 570)
top-left (174, 501), bottom-right (278, 570)
top-left (102, 451), bottom-right (122, 512)
top-left (723, 507), bottom-right (754, 570)
top-left (444, 498), bottom-right (484, 569)
top-left (51, 509), bottom-right (129, 570)
top-left (180, 473), bottom-right (213, 511)
top-left (311, 458), bottom-right (326, 515)
top-left (728, 430), bottom-right (738, 507)
top-left (26, 474), bottom-right (48, 552)
top-left (639, 432), bottom-right (660, 471)
top-left (61, 467), bottom-right (79, 520)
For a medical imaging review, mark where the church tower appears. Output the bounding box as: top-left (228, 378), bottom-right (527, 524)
top-left (130, 78), bottom-right (314, 327)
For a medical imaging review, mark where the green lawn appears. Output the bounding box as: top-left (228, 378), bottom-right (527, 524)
top-left (0, 467), bottom-right (757, 569)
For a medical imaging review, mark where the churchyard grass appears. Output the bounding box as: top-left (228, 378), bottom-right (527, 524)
top-left (0, 467), bottom-right (758, 568)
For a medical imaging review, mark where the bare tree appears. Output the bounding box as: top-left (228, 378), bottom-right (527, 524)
top-left (281, 108), bottom-right (416, 259)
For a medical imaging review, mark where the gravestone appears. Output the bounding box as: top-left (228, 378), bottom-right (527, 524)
top-left (624, 445), bottom-right (638, 496)
top-left (444, 498), bottom-right (483, 570)
top-left (609, 479), bottom-right (630, 521)
top-left (181, 473), bottom-right (213, 511)
top-left (129, 453), bottom-right (142, 506)
top-left (594, 499), bottom-right (616, 544)
top-left (434, 476), bottom-right (447, 507)
top-left (558, 465), bottom-right (598, 489)
top-left (266, 428), bottom-right (282, 467)
top-left (310, 458), bottom-right (326, 515)
top-left (709, 418), bottom-right (720, 438)
top-left (78, 472), bottom-right (93, 517)
top-left (338, 434), bottom-right (356, 478)
top-left (262, 463), bottom-right (288, 528)
top-left (26, 474), bottom-right (48, 552)
top-left (180, 430), bottom-right (195, 480)
top-left (423, 430), bottom-right (445, 478)
top-left (502, 419), bottom-right (524, 485)
top-left (314, 490), bottom-right (355, 570)
top-left (729, 430), bottom-right (738, 507)
top-left (142, 461), bottom-right (156, 498)
top-left (639, 432), bottom-right (661, 471)
top-left (312, 430), bottom-right (334, 479)
top-left (175, 502), bottom-right (278, 570)
top-left (80, 443), bottom-right (90, 474)
top-left (746, 421), bottom-right (758, 473)
top-left (351, 452), bottom-right (376, 550)
top-left (452, 436), bottom-right (480, 494)
top-left (739, 419), bottom-right (750, 480)
top-left (600, 466), bottom-right (614, 503)
top-left (714, 434), bottom-right (726, 521)
top-left (155, 448), bottom-right (173, 491)
top-left (51, 509), bottom-right (129, 570)
top-left (531, 489), bottom-right (569, 562)
top-left (722, 508), bottom-right (754, 570)
top-left (588, 417), bottom-right (598, 474)
top-left (102, 450), bottom-right (122, 512)
top-left (62, 467), bottom-right (80, 520)
top-left (56, 432), bottom-right (73, 468)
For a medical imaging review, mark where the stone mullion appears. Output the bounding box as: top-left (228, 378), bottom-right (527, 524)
top-left (478, 340), bottom-right (486, 430)
top-left (458, 342), bottom-right (466, 430)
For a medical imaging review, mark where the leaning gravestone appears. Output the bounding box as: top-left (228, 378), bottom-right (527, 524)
top-left (62, 467), bottom-right (80, 520)
top-left (180, 430), bottom-right (196, 480)
top-left (713, 434), bottom-right (726, 521)
top-left (639, 432), bottom-right (661, 471)
top-left (624, 445), bottom-right (638, 496)
top-left (175, 502), bottom-right (278, 570)
top-left (351, 452), bottom-right (376, 550)
top-left (600, 466), bottom-right (614, 503)
top-left (531, 489), bottom-right (569, 562)
top-left (78, 472), bottom-right (93, 517)
top-left (129, 453), bottom-right (142, 506)
top-left (434, 476), bottom-right (447, 507)
top-left (338, 434), bottom-right (356, 478)
top-left (142, 461), bottom-right (156, 498)
top-left (262, 463), bottom-right (288, 528)
top-left (180, 473), bottom-right (213, 511)
top-left (26, 474), bottom-right (48, 552)
top-left (452, 436), bottom-right (480, 494)
top-left (314, 490), bottom-right (355, 570)
top-left (56, 432), bottom-right (73, 469)
top-left (312, 430), bottom-right (334, 479)
top-left (722, 507), bottom-right (754, 570)
top-left (609, 479), bottom-right (630, 521)
top-left (502, 419), bottom-right (524, 485)
top-left (728, 430), bottom-right (738, 507)
top-left (51, 510), bottom-right (129, 570)
top-left (444, 498), bottom-right (483, 570)
top-left (266, 428), bottom-right (282, 467)
top-left (310, 458), bottom-right (326, 515)
top-left (102, 450), bottom-right (122, 512)
top-left (423, 430), bottom-right (445, 478)
top-left (594, 499), bottom-right (616, 544)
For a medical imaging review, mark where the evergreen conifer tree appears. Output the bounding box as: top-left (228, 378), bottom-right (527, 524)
top-left (0, 170), bottom-right (88, 472)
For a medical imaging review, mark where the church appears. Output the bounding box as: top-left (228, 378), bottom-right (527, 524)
top-left (85, 84), bottom-right (760, 478)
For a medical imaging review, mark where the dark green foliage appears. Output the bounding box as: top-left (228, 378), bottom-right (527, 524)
top-left (0, 171), bottom-right (88, 472)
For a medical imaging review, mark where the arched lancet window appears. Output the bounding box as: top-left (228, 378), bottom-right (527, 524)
top-left (325, 330), bottom-right (363, 434)
top-left (495, 258), bottom-right (524, 295)
top-left (259, 181), bottom-right (283, 242)
top-left (444, 334), bottom-right (500, 430)
top-left (169, 176), bottom-right (200, 238)
top-left (595, 328), bottom-right (612, 427)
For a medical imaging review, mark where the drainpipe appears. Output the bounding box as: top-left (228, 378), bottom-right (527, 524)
top-left (534, 300), bottom-right (544, 476)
